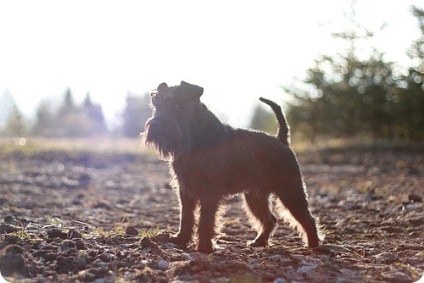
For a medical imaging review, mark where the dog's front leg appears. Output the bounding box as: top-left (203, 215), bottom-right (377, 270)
top-left (197, 197), bottom-right (221, 253)
top-left (170, 189), bottom-right (196, 247)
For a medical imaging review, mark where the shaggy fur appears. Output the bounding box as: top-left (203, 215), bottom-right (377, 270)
top-left (143, 81), bottom-right (320, 253)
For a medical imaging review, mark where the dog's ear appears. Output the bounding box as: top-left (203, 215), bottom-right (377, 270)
top-left (180, 81), bottom-right (204, 99)
top-left (156, 82), bottom-right (169, 95)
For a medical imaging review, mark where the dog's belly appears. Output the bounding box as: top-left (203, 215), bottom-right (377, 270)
top-left (172, 139), bottom-right (302, 198)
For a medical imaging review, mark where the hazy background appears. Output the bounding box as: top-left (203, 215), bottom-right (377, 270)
top-left (0, 0), bottom-right (423, 140)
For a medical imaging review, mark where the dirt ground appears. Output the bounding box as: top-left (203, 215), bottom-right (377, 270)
top-left (0, 147), bottom-right (423, 282)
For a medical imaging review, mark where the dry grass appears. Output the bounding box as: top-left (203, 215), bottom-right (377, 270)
top-left (0, 136), bottom-right (420, 156)
top-left (291, 136), bottom-right (420, 153)
top-left (0, 137), bottom-right (152, 155)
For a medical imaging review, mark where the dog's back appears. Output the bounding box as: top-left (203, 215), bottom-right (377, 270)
top-left (173, 126), bottom-right (301, 197)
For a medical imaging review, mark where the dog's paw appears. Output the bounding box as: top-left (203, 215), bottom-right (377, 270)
top-left (169, 235), bottom-right (190, 247)
top-left (196, 242), bottom-right (214, 254)
top-left (248, 238), bottom-right (268, 247)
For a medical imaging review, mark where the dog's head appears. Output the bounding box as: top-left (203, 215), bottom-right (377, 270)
top-left (143, 81), bottom-right (204, 160)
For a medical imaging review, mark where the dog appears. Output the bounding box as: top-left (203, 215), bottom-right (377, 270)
top-left (143, 81), bottom-right (320, 253)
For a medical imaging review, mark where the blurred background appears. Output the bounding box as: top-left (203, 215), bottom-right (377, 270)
top-left (0, 0), bottom-right (423, 143)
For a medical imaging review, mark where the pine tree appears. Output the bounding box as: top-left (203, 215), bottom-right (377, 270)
top-left (4, 104), bottom-right (26, 137)
top-left (285, 7), bottom-right (424, 141)
top-left (83, 93), bottom-right (107, 136)
top-left (122, 92), bottom-right (151, 137)
top-left (33, 100), bottom-right (54, 136)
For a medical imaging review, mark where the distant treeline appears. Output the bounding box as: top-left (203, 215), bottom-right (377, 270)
top-left (251, 6), bottom-right (424, 141)
top-left (0, 88), bottom-right (152, 138)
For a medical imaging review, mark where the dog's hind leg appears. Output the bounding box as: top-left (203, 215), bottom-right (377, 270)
top-left (243, 193), bottom-right (277, 247)
top-left (274, 186), bottom-right (320, 248)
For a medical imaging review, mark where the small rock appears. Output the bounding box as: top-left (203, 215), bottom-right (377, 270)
top-left (47, 228), bottom-right (67, 239)
top-left (0, 254), bottom-right (25, 276)
top-left (381, 271), bottom-right (411, 282)
top-left (59, 240), bottom-right (76, 252)
top-left (402, 203), bottom-right (415, 211)
top-left (68, 229), bottom-right (83, 239)
top-left (140, 237), bottom-right (158, 250)
top-left (0, 224), bottom-right (19, 234)
top-left (5, 244), bottom-right (24, 254)
top-left (273, 278), bottom-right (288, 283)
top-left (140, 237), bottom-right (152, 247)
top-left (125, 226), bottom-right (139, 236)
top-left (124, 271), bottom-right (134, 280)
top-left (98, 252), bottom-right (114, 262)
top-left (73, 238), bottom-right (86, 250)
top-left (269, 255), bottom-right (284, 262)
top-left (297, 263), bottom-right (318, 273)
top-left (180, 253), bottom-right (192, 261)
top-left (43, 252), bottom-right (59, 262)
top-left (408, 193), bottom-right (422, 203)
top-left (375, 252), bottom-right (397, 264)
top-left (92, 200), bottom-right (113, 209)
top-left (4, 215), bottom-right (14, 223)
top-left (72, 256), bottom-right (87, 270)
top-left (92, 258), bottom-right (107, 267)
top-left (154, 232), bottom-right (170, 242)
top-left (157, 259), bottom-right (169, 270)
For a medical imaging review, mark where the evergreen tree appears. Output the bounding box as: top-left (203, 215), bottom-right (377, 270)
top-left (0, 89), bottom-right (15, 131)
top-left (56, 89), bottom-right (83, 136)
top-left (408, 6), bottom-right (424, 69)
top-left (398, 6), bottom-right (424, 140)
top-left (122, 92), bottom-right (151, 138)
top-left (33, 100), bottom-right (54, 136)
top-left (62, 88), bottom-right (76, 114)
top-left (4, 103), bottom-right (26, 137)
top-left (285, 8), bottom-right (424, 141)
top-left (83, 93), bottom-right (107, 136)
top-left (32, 89), bottom-right (108, 137)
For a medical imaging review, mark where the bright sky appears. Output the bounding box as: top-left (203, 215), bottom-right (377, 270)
top-left (0, 0), bottom-right (422, 128)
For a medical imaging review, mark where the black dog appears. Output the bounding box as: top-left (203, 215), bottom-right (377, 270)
top-left (143, 81), bottom-right (320, 253)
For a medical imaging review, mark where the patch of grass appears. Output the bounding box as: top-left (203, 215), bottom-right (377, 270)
top-left (138, 227), bottom-right (161, 238)
top-left (93, 226), bottom-right (126, 239)
top-left (8, 229), bottom-right (41, 245)
top-left (0, 137), bottom-right (154, 155)
top-left (12, 230), bottom-right (32, 242)
top-left (44, 215), bottom-right (63, 226)
top-left (89, 223), bottom-right (161, 241)
top-left (223, 218), bottom-right (240, 226)
top-left (292, 136), bottom-right (422, 153)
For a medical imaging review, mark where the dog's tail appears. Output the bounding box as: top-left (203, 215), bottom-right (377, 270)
top-left (259, 97), bottom-right (290, 145)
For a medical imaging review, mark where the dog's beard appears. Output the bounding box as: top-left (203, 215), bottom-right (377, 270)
top-left (143, 116), bottom-right (192, 160)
